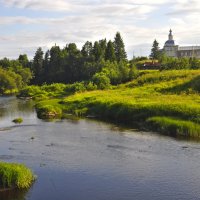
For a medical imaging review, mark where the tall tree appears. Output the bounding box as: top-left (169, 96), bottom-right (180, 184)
top-left (99, 39), bottom-right (107, 59)
top-left (18, 54), bottom-right (29, 68)
top-left (43, 50), bottom-right (50, 75)
top-left (81, 41), bottom-right (93, 57)
top-left (92, 41), bottom-right (101, 61)
top-left (32, 47), bottom-right (44, 78)
top-left (113, 32), bottom-right (127, 62)
top-left (105, 40), bottom-right (116, 62)
top-left (150, 39), bottom-right (161, 60)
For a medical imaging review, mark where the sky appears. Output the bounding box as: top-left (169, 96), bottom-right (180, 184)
top-left (0, 0), bottom-right (200, 59)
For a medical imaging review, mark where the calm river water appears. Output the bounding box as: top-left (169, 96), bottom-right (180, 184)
top-left (0, 97), bottom-right (200, 200)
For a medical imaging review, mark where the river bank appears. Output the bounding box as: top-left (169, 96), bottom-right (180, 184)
top-left (20, 70), bottom-right (200, 138)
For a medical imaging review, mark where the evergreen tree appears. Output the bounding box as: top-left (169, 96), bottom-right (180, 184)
top-left (113, 32), bottom-right (127, 62)
top-left (99, 39), bottom-right (107, 59)
top-left (92, 41), bottom-right (102, 61)
top-left (32, 47), bottom-right (44, 78)
top-left (150, 39), bottom-right (161, 60)
top-left (18, 54), bottom-right (29, 68)
top-left (105, 40), bottom-right (116, 62)
top-left (43, 50), bottom-right (50, 74)
top-left (81, 41), bottom-right (93, 57)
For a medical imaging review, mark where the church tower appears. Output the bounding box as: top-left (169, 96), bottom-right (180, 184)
top-left (162, 29), bottom-right (178, 57)
top-left (168, 29), bottom-right (173, 40)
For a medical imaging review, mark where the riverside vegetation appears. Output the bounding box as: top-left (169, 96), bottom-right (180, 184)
top-left (0, 162), bottom-right (35, 190)
top-left (18, 69), bottom-right (200, 138)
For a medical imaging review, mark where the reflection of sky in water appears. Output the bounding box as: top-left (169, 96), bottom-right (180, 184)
top-left (0, 97), bottom-right (200, 200)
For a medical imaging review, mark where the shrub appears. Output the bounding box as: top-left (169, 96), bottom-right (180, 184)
top-left (92, 72), bottom-right (111, 89)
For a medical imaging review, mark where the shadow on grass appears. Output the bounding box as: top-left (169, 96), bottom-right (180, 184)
top-left (161, 75), bottom-right (200, 94)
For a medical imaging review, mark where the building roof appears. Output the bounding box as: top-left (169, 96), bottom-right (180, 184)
top-left (165, 40), bottom-right (175, 46)
top-left (178, 46), bottom-right (200, 51)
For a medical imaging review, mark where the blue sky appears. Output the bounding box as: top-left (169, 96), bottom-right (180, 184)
top-left (0, 0), bottom-right (200, 59)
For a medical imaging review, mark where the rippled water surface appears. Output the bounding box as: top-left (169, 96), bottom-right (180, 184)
top-left (0, 97), bottom-right (200, 200)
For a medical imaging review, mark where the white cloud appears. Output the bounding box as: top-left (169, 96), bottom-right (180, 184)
top-left (2, 0), bottom-right (71, 11)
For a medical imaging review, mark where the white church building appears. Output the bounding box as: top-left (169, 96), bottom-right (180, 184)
top-left (162, 30), bottom-right (200, 58)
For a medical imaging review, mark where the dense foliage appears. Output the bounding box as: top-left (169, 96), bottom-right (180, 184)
top-left (31, 32), bottom-right (130, 85)
top-left (0, 56), bottom-right (32, 94)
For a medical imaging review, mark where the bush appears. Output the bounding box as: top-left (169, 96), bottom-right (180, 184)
top-left (92, 72), bottom-right (111, 89)
top-left (67, 82), bottom-right (87, 93)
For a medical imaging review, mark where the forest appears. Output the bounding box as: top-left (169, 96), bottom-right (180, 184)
top-left (1, 32), bottom-right (200, 94)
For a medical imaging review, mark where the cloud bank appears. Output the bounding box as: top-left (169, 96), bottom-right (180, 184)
top-left (0, 0), bottom-right (200, 58)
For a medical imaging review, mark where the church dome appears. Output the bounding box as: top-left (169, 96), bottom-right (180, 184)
top-left (165, 40), bottom-right (175, 46)
top-left (164, 29), bottom-right (175, 46)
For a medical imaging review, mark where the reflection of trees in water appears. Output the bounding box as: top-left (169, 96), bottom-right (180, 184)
top-left (0, 97), bottom-right (35, 119)
top-left (0, 108), bottom-right (5, 118)
top-left (16, 99), bottom-right (34, 112)
top-left (0, 188), bottom-right (28, 200)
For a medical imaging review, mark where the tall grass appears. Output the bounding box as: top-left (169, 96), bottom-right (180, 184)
top-left (147, 116), bottom-right (200, 137)
top-left (0, 162), bottom-right (35, 189)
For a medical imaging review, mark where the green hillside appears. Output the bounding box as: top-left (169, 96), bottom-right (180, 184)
top-left (22, 70), bottom-right (200, 138)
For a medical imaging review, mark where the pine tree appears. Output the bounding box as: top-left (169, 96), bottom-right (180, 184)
top-left (92, 41), bottom-right (101, 61)
top-left (33, 47), bottom-right (44, 77)
top-left (105, 40), bottom-right (116, 62)
top-left (113, 32), bottom-right (127, 62)
top-left (81, 41), bottom-right (93, 57)
top-left (150, 39), bottom-right (161, 59)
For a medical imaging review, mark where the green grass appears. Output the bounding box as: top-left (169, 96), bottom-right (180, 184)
top-left (147, 116), bottom-right (200, 137)
top-left (0, 162), bottom-right (35, 189)
top-left (12, 118), bottom-right (23, 124)
top-left (35, 99), bottom-right (62, 119)
top-left (22, 70), bottom-right (200, 138)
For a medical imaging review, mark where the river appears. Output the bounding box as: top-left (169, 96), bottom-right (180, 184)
top-left (0, 97), bottom-right (200, 200)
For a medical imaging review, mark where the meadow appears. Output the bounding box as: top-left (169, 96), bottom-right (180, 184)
top-left (20, 70), bottom-right (200, 138)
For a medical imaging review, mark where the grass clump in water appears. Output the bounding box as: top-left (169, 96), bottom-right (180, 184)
top-left (12, 118), bottom-right (23, 124)
top-left (0, 162), bottom-right (35, 190)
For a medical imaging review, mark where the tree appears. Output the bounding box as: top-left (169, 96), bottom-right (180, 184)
top-left (81, 41), bottom-right (93, 57)
top-left (92, 41), bottom-right (101, 61)
top-left (150, 39), bottom-right (161, 60)
top-left (32, 47), bottom-right (44, 78)
top-left (43, 50), bottom-right (50, 74)
top-left (113, 32), bottom-right (127, 62)
top-left (18, 54), bottom-right (29, 68)
top-left (105, 40), bottom-right (116, 62)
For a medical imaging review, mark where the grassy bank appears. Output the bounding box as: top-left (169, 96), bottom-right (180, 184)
top-left (20, 70), bottom-right (200, 138)
top-left (0, 162), bottom-right (35, 190)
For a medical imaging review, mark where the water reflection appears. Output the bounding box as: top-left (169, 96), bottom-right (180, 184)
top-left (0, 189), bottom-right (28, 200)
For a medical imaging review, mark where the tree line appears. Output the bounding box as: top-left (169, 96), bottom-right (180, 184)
top-left (1, 32), bottom-right (200, 94)
top-left (31, 32), bottom-right (134, 87)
